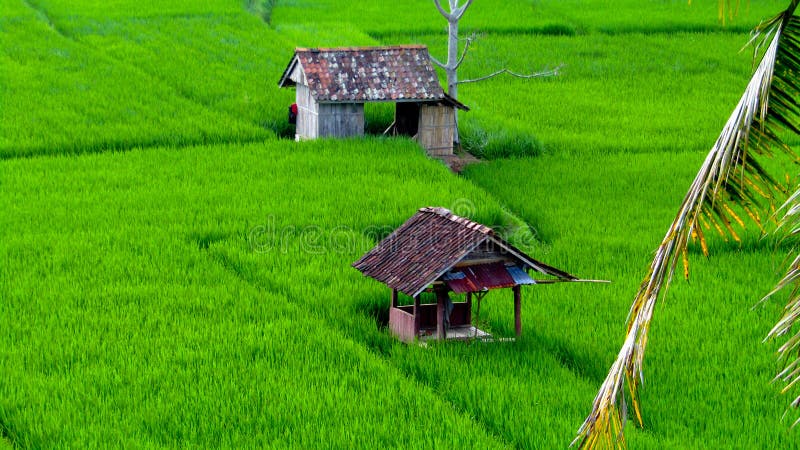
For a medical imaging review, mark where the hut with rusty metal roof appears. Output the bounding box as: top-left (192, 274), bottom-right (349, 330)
top-left (353, 207), bottom-right (600, 343)
top-left (278, 46), bottom-right (468, 156)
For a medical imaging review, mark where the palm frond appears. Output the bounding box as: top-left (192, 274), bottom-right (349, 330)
top-left (689, 0), bottom-right (741, 25)
top-left (765, 196), bottom-right (800, 425)
top-left (573, 3), bottom-right (800, 448)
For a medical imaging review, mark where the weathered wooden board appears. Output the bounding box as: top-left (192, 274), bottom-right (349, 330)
top-left (295, 84), bottom-right (318, 140)
top-left (418, 104), bottom-right (454, 155)
top-left (318, 103), bottom-right (364, 138)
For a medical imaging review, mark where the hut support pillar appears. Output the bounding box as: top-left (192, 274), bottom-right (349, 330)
top-left (436, 289), bottom-right (447, 340)
top-left (513, 285), bottom-right (522, 337)
top-left (413, 295), bottom-right (421, 338)
top-left (391, 289), bottom-right (398, 308)
top-left (466, 292), bottom-right (472, 320)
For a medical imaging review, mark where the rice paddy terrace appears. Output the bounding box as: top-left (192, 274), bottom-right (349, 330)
top-left (1, 0), bottom-right (798, 447)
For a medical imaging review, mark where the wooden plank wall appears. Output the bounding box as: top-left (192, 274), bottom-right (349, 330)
top-left (295, 84), bottom-right (318, 139)
top-left (318, 103), bottom-right (365, 138)
top-left (418, 105), bottom-right (455, 156)
top-left (395, 303), bottom-right (471, 328)
top-left (389, 307), bottom-right (417, 343)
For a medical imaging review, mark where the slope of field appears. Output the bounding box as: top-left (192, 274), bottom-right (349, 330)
top-left (0, 139), bottom-right (519, 448)
top-left (273, 0), bottom-right (786, 35)
top-left (0, 0), bottom-right (271, 158)
top-left (3, 138), bottom-right (749, 448)
top-left (27, 1), bottom-right (380, 136)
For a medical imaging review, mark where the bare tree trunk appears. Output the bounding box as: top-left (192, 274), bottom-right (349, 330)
top-left (446, 13), bottom-right (460, 146)
top-left (431, 0), bottom-right (557, 150)
top-left (432, 0), bottom-right (470, 147)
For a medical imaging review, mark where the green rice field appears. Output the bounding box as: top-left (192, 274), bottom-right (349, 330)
top-left (2, 0), bottom-right (799, 447)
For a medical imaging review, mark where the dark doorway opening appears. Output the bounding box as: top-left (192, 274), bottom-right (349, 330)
top-left (395, 103), bottom-right (420, 137)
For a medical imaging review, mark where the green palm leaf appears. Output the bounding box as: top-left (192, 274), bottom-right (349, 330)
top-left (573, 2), bottom-right (800, 448)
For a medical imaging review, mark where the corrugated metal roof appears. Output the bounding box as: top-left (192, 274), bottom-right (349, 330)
top-left (507, 265), bottom-right (536, 285)
top-left (352, 207), bottom-right (577, 297)
top-left (443, 262), bottom-right (517, 293)
top-left (278, 46), bottom-right (468, 109)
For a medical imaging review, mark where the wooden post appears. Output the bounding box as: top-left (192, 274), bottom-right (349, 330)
top-left (466, 292), bottom-right (473, 325)
top-left (436, 290), bottom-right (446, 340)
top-left (513, 285), bottom-right (522, 337)
top-left (413, 295), bottom-right (421, 338)
top-left (391, 289), bottom-right (398, 308)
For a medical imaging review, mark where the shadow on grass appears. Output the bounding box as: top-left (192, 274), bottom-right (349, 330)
top-left (524, 329), bottom-right (608, 386)
top-left (0, 404), bottom-right (26, 449)
top-left (188, 230), bottom-right (230, 251)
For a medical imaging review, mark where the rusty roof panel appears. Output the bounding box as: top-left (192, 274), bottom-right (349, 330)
top-left (443, 262), bottom-right (517, 294)
top-left (284, 46), bottom-right (459, 105)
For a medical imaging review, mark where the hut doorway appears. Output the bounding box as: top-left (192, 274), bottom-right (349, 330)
top-left (279, 46), bottom-right (468, 155)
top-left (394, 103), bottom-right (420, 137)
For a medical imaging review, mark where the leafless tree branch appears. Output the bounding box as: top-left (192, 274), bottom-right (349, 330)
top-left (457, 64), bottom-right (564, 84)
top-left (454, 32), bottom-right (477, 69)
top-left (453, 0), bottom-right (473, 20)
top-left (429, 53), bottom-right (446, 69)
top-left (459, 32), bottom-right (482, 41)
top-left (432, 0), bottom-right (453, 20)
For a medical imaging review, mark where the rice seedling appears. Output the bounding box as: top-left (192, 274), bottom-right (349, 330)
top-left (272, 0), bottom-right (785, 36)
top-left (0, 139), bottom-right (516, 447)
top-left (67, 13), bottom-right (298, 135)
top-left (381, 31), bottom-right (792, 157)
top-left (0, 1), bottom-right (271, 158)
top-left (2, 137), bottom-right (794, 447)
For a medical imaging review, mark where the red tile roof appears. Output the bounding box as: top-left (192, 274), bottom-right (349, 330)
top-left (279, 46), bottom-right (467, 109)
top-left (352, 207), bottom-right (576, 297)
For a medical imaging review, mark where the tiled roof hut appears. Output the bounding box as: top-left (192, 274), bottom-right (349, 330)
top-left (278, 46), bottom-right (468, 156)
top-left (353, 207), bottom-right (593, 342)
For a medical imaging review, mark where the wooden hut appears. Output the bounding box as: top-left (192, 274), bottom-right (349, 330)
top-left (278, 46), bottom-right (468, 156)
top-left (353, 207), bottom-right (597, 343)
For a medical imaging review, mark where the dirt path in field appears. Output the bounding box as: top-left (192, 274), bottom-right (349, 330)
top-left (439, 152), bottom-right (481, 173)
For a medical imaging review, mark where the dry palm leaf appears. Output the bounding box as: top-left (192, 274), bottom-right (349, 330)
top-left (573, 2), bottom-right (800, 447)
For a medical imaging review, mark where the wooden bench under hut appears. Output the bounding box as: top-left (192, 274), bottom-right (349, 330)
top-left (278, 46), bottom-right (468, 156)
top-left (353, 207), bottom-right (603, 343)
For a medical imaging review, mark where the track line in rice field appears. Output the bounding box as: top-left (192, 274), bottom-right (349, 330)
top-left (68, 39), bottom-right (277, 140)
top-left (367, 24), bottom-right (757, 41)
top-left (524, 328), bottom-right (607, 384)
top-left (11, 1), bottom-right (274, 159)
top-left (194, 242), bottom-right (515, 447)
top-left (190, 221), bottom-right (605, 447)
top-left (0, 134), bottom-right (275, 162)
top-left (20, 0), bottom-right (71, 39)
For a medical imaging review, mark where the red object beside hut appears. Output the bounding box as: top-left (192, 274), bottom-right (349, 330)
top-left (278, 46), bottom-right (468, 156)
